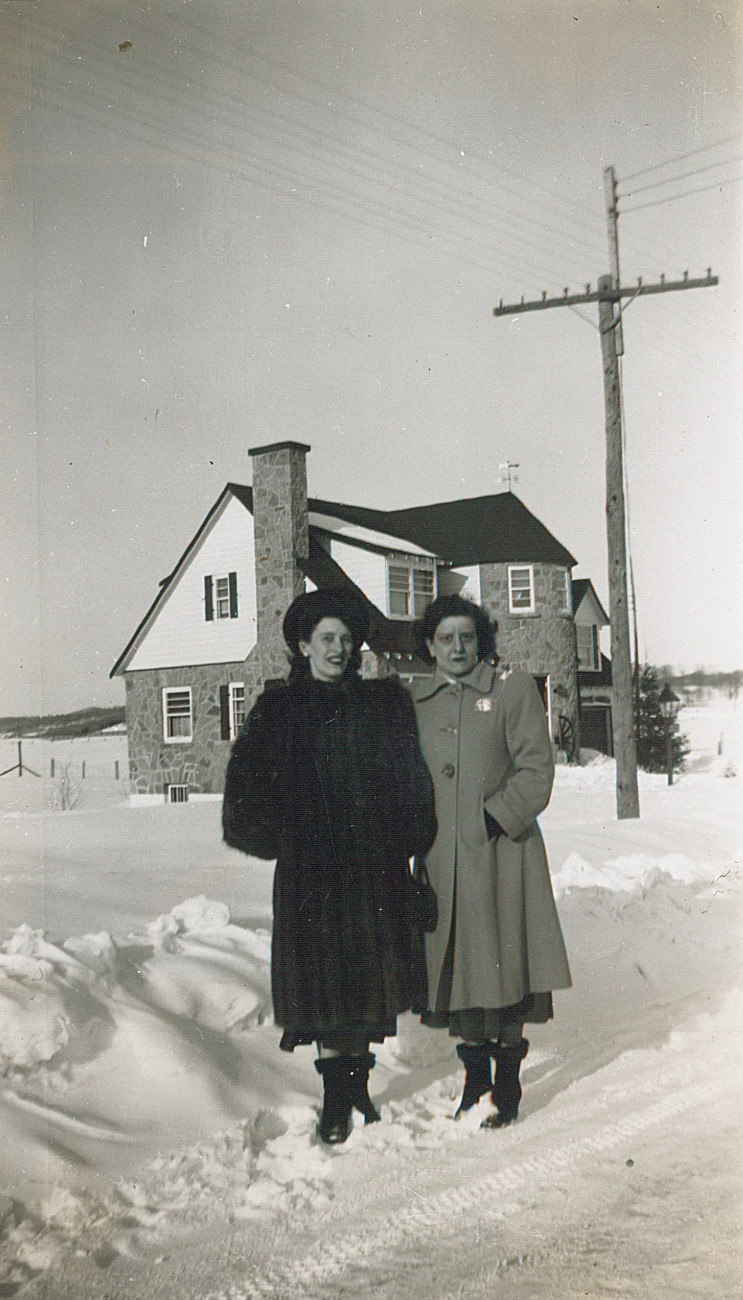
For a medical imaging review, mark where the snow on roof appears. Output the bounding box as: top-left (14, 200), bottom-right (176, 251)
top-left (308, 512), bottom-right (439, 559)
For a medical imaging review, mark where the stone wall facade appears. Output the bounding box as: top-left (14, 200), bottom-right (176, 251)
top-left (479, 561), bottom-right (580, 753)
top-left (126, 663), bottom-right (237, 797)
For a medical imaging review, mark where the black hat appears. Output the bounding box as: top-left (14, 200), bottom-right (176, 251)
top-left (282, 587), bottom-right (370, 654)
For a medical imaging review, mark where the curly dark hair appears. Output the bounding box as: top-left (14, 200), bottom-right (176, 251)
top-left (282, 588), bottom-right (368, 680)
top-left (419, 594), bottom-right (497, 664)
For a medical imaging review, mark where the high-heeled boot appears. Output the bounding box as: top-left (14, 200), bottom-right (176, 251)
top-left (347, 1051), bottom-right (381, 1124)
top-left (481, 1038), bottom-right (529, 1129)
top-left (454, 1042), bottom-right (493, 1118)
top-left (314, 1056), bottom-right (355, 1144)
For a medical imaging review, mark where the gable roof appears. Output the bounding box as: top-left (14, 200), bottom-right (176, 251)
top-left (572, 578), bottom-right (610, 625)
top-left (308, 490), bottom-right (576, 567)
top-left (111, 483), bottom-right (577, 676)
top-left (110, 486), bottom-right (236, 678)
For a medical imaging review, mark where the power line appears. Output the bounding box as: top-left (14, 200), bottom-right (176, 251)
top-left (620, 133), bottom-right (743, 183)
top-left (621, 174), bottom-right (743, 213)
top-left (18, 17), bottom-right (609, 283)
top-left (618, 155), bottom-right (743, 198)
top-left (26, 26), bottom-right (607, 291)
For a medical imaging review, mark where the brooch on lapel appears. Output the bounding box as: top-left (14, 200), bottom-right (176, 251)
top-left (475, 697), bottom-right (493, 712)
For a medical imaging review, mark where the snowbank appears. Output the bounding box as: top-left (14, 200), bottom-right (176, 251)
top-left (0, 695), bottom-right (739, 1296)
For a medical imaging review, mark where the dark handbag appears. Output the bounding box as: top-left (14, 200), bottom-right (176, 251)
top-left (405, 861), bottom-right (438, 933)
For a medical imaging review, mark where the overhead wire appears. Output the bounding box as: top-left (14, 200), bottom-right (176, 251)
top-left (620, 133), bottom-right (743, 182)
top-left (20, 21), bottom-right (606, 291)
top-left (11, 14), bottom-right (735, 389)
top-left (621, 174), bottom-right (743, 213)
top-left (158, 7), bottom-right (608, 234)
top-left (618, 155), bottom-right (743, 198)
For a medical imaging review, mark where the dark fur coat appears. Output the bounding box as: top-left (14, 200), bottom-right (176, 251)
top-left (222, 673), bottom-right (437, 1045)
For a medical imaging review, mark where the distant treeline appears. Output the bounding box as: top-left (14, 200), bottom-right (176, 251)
top-left (0, 707), bottom-right (126, 739)
top-left (666, 669), bottom-right (742, 698)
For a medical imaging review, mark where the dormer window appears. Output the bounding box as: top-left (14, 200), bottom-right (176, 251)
top-left (387, 558), bottom-right (436, 619)
top-left (204, 573), bottom-right (238, 621)
top-left (508, 565), bottom-right (535, 614)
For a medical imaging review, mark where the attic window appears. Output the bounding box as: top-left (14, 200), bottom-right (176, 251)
top-left (387, 558), bottom-right (436, 619)
top-left (508, 565), bottom-right (535, 614)
top-left (204, 573), bottom-right (238, 621)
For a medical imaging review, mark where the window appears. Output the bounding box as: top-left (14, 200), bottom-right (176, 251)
top-left (387, 559), bottom-right (436, 619)
top-left (508, 565), bottom-right (535, 614)
top-left (163, 687), bottom-right (193, 742)
top-left (220, 682), bottom-right (247, 740)
top-left (215, 577), bottom-right (231, 619)
top-left (204, 572), bottom-right (238, 621)
top-left (229, 682), bottom-right (246, 740)
top-left (576, 624), bottom-right (600, 671)
top-left (167, 784), bottom-right (189, 803)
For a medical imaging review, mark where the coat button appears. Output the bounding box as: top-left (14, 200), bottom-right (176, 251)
top-left (441, 762), bottom-right (456, 778)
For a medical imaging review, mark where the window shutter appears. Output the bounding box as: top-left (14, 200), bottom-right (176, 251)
top-left (204, 575), bottom-right (214, 621)
top-left (219, 685), bottom-right (231, 740)
top-left (228, 571), bottom-right (238, 619)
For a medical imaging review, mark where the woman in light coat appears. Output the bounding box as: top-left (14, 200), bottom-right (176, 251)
top-left (411, 595), bottom-right (571, 1128)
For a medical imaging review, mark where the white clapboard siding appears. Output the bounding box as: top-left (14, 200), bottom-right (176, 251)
top-left (128, 495), bottom-right (257, 670)
top-left (329, 540), bottom-right (389, 611)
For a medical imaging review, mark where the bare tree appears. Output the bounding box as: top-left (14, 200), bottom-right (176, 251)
top-left (51, 761), bottom-right (82, 811)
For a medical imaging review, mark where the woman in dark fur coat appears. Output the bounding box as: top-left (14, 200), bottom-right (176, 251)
top-left (223, 588), bottom-right (437, 1144)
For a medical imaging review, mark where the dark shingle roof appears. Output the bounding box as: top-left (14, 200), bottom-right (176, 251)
top-left (308, 491), bottom-right (576, 567)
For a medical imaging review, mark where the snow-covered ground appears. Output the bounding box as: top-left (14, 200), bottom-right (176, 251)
top-left (0, 697), bottom-right (740, 1298)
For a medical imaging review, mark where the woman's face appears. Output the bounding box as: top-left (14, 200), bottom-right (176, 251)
top-left (426, 615), bottom-right (479, 677)
top-left (299, 617), bottom-right (355, 681)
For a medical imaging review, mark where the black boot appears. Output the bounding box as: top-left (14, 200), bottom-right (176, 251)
top-left (482, 1038), bottom-right (529, 1129)
top-left (454, 1042), bottom-right (493, 1118)
top-left (314, 1056), bottom-right (354, 1144)
top-left (347, 1051), bottom-right (381, 1125)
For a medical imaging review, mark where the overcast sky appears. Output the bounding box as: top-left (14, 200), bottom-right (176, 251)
top-left (1, 0), bottom-right (741, 715)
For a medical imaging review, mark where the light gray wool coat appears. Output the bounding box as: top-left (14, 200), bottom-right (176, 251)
top-left (410, 661), bottom-right (571, 1013)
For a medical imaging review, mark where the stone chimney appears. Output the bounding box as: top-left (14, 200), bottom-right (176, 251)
top-left (248, 441), bottom-right (311, 678)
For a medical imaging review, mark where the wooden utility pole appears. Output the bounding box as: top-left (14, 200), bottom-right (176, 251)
top-left (605, 165), bottom-right (642, 706)
top-left (597, 272), bottom-right (639, 817)
top-left (493, 206), bottom-right (717, 819)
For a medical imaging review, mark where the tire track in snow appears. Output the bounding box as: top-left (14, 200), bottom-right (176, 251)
top-left (208, 1078), bottom-right (712, 1300)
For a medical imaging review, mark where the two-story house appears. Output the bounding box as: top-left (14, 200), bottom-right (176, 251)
top-left (111, 441), bottom-right (611, 803)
